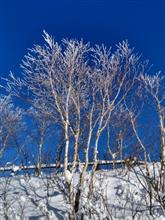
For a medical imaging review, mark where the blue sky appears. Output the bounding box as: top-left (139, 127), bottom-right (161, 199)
top-left (0, 0), bottom-right (164, 163)
top-left (0, 0), bottom-right (164, 78)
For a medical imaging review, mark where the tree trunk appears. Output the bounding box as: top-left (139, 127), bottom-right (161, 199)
top-left (36, 136), bottom-right (43, 176)
top-left (64, 120), bottom-right (69, 177)
top-left (158, 107), bottom-right (165, 192)
top-left (64, 86), bottom-right (71, 179)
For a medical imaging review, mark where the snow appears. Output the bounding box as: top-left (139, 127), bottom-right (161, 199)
top-left (65, 169), bottom-right (72, 184)
top-left (11, 165), bottom-right (20, 172)
top-left (20, 196), bottom-right (26, 202)
top-left (0, 165), bottom-right (164, 219)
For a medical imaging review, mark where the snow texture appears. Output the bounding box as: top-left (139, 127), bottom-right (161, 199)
top-left (0, 166), bottom-right (164, 219)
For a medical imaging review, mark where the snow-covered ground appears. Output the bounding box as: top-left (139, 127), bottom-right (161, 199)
top-left (0, 166), bottom-right (164, 220)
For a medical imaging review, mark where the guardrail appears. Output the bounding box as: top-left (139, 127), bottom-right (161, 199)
top-left (0, 159), bottom-right (145, 173)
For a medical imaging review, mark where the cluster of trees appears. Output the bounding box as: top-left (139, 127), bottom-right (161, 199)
top-left (0, 32), bottom-right (164, 218)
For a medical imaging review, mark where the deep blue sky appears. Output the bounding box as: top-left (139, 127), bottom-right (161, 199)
top-left (0, 0), bottom-right (165, 79)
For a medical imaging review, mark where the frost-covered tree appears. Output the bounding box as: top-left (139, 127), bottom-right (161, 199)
top-left (27, 99), bottom-right (54, 176)
top-left (4, 32), bottom-right (149, 218)
top-left (0, 95), bottom-right (23, 161)
top-left (140, 73), bottom-right (165, 191)
top-left (140, 74), bottom-right (165, 164)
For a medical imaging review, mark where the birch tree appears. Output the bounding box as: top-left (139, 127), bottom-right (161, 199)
top-left (0, 95), bottom-right (23, 161)
top-left (27, 99), bottom-right (54, 176)
top-left (4, 32), bottom-right (147, 218)
top-left (140, 73), bottom-right (165, 191)
top-left (87, 41), bottom-right (143, 193)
